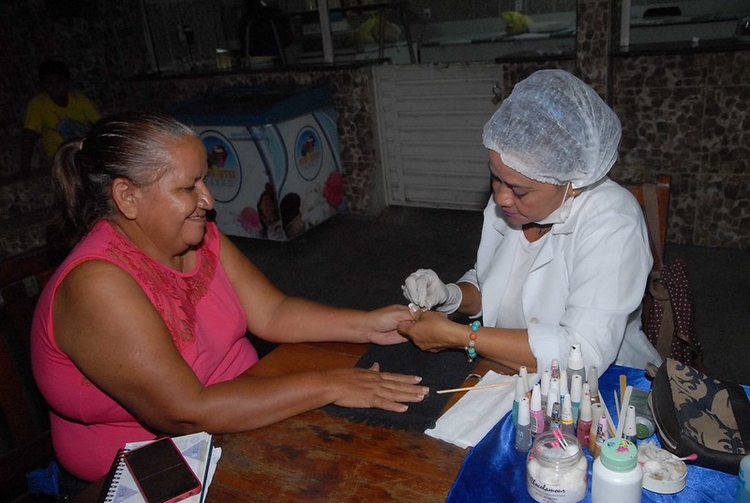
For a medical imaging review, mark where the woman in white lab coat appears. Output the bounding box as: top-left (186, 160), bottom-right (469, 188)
top-left (398, 70), bottom-right (662, 375)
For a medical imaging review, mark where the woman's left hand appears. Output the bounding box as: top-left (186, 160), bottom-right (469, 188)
top-left (365, 305), bottom-right (415, 345)
top-left (396, 309), bottom-right (459, 352)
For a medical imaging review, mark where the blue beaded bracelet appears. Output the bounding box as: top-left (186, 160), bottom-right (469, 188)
top-left (466, 321), bottom-right (481, 362)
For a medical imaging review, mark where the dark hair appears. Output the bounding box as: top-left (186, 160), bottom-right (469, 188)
top-left (47, 112), bottom-right (197, 256)
top-left (38, 60), bottom-right (70, 81)
top-left (280, 192), bottom-right (301, 226)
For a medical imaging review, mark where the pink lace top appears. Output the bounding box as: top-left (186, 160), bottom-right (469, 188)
top-left (31, 220), bottom-right (258, 481)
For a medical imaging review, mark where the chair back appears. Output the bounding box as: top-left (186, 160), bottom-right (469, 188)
top-left (623, 175), bottom-right (671, 266)
top-left (622, 175), bottom-right (671, 334)
top-left (0, 247), bottom-right (56, 500)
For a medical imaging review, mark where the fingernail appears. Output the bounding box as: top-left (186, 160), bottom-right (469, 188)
top-left (400, 405), bottom-right (409, 412)
top-left (414, 376), bottom-right (423, 382)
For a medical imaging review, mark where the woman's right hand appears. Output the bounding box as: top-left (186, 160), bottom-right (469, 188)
top-left (327, 363), bottom-right (429, 412)
top-left (402, 269), bottom-right (462, 312)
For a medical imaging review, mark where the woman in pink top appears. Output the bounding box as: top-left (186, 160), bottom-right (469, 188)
top-left (31, 113), bottom-right (428, 485)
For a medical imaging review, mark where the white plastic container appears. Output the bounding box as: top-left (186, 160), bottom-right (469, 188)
top-left (736, 454), bottom-right (750, 503)
top-left (592, 438), bottom-right (643, 503)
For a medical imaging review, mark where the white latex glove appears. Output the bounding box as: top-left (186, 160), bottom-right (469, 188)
top-left (402, 268), bottom-right (462, 313)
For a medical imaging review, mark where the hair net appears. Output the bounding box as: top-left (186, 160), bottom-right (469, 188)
top-left (482, 70), bottom-right (622, 189)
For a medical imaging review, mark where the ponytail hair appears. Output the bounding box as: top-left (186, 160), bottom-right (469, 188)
top-left (46, 112), bottom-right (197, 257)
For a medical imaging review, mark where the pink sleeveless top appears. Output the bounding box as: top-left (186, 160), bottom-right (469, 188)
top-left (31, 220), bottom-right (258, 481)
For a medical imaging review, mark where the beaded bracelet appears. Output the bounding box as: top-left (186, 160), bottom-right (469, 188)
top-left (465, 320), bottom-right (481, 362)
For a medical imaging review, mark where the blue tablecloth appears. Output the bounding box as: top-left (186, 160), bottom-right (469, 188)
top-left (447, 365), bottom-right (747, 503)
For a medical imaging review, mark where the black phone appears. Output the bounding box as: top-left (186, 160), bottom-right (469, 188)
top-left (124, 437), bottom-right (202, 503)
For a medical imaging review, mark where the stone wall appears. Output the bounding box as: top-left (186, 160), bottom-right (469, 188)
top-left (0, 0), bottom-right (748, 256)
top-left (611, 51), bottom-right (750, 248)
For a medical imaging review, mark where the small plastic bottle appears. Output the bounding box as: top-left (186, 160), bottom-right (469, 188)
top-left (576, 389), bottom-right (592, 447)
top-left (530, 382), bottom-right (545, 438)
top-left (570, 374), bottom-right (582, 424)
top-left (519, 365), bottom-right (530, 395)
top-left (588, 403), bottom-right (604, 453)
top-left (623, 406), bottom-right (638, 444)
top-left (513, 374), bottom-right (526, 427)
top-left (515, 396), bottom-right (533, 452)
top-left (540, 369), bottom-right (551, 413)
top-left (588, 366), bottom-right (600, 403)
top-left (559, 370), bottom-right (569, 407)
top-left (551, 359), bottom-right (561, 380)
top-left (561, 393), bottom-right (575, 436)
top-left (547, 378), bottom-right (560, 423)
top-left (592, 415), bottom-right (609, 459)
top-left (566, 343), bottom-right (586, 391)
top-left (736, 454), bottom-right (750, 503)
top-left (591, 438), bottom-right (642, 503)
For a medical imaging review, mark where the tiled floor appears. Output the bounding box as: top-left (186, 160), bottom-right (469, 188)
top-left (232, 205), bottom-right (750, 385)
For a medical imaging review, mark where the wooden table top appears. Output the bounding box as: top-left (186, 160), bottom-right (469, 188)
top-left (74, 342), bottom-right (511, 503)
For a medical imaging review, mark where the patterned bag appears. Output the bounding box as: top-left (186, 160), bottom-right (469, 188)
top-left (641, 184), bottom-right (704, 370)
top-left (644, 258), bottom-right (703, 368)
top-left (649, 358), bottom-right (750, 474)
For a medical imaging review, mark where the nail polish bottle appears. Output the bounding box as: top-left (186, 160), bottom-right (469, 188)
top-left (589, 402), bottom-right (604, 453)
top-left (519, 365), bottom-right (530, 396)
top-left (576, 389), bottom-right (592, 448)
top-left (570, 374), bottom-right (583, 424)
top-left (588, 366), bottom-right (600, 403)
top-left (546, 378), bottom-right (560, 428)
top-left (623, 405), bottom-right (638, 444)
top-left (515, 397), bottom-right (533, 452)
top-left (559, 369), bottom-right (569, 405)
top-left (592, 415), bottom-right (609, 459)
top-left (529, 382), bottom-right (545, 438)
top-left (540, 369), bottom-right (551, 413)
top-left (561, 393), bottom-right (575, 436)
top-left (512, 374), bottom-right (525, 427)
top-left (549, 401), bottom-right (562, 430)
top-left (551, 359), bottom-right (561, 380)
top-left (581, 381), bottom-right (591, 406)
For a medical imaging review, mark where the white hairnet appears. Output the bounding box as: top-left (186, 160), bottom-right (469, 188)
top-left (482, 70), bottom-right (622, 189)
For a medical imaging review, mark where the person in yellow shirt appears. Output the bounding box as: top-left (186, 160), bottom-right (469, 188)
top-left (21, 60), bottom-right (101, 172)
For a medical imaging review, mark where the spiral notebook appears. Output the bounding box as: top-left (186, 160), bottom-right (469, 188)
top-left (97, 431), bottom-right (220, 503)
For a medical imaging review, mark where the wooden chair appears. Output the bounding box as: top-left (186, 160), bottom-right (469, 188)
top-left (624, 175), bottom-right (707, 373)
top-left (0, 247), bottom-right (56, 501)
top-left (621, 175), bottom-right (671, 332)
top-left (622, 174), bottom-right (671, 269)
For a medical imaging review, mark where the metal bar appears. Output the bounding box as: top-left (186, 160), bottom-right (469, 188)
top-left (317, 0), bottom-right (334, 63)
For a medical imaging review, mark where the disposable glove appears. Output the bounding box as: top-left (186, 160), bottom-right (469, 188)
top-left (402, 268), bottom-right (462, 313)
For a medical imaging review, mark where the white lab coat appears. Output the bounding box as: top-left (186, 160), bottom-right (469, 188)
top-left (458, 178), bottom-right (662, 375)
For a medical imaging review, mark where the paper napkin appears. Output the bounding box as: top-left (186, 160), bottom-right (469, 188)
top-left (425, 370), bottom-right (538, 448)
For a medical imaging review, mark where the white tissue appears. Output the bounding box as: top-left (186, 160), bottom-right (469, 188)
top-left (425, 370), bottom-right (538, 448)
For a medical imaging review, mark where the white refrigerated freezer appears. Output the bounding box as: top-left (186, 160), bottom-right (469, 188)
top-left (171, 86), bottom-right (343, 241)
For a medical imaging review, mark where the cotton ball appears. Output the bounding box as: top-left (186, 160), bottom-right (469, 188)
top-left (643, 460), bottom-right (662, 474)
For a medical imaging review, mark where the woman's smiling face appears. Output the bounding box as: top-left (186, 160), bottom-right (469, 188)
top-left (488, 150), bottom-right (568, 226)
top-left (131, 135), bottom-right (215, 261)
